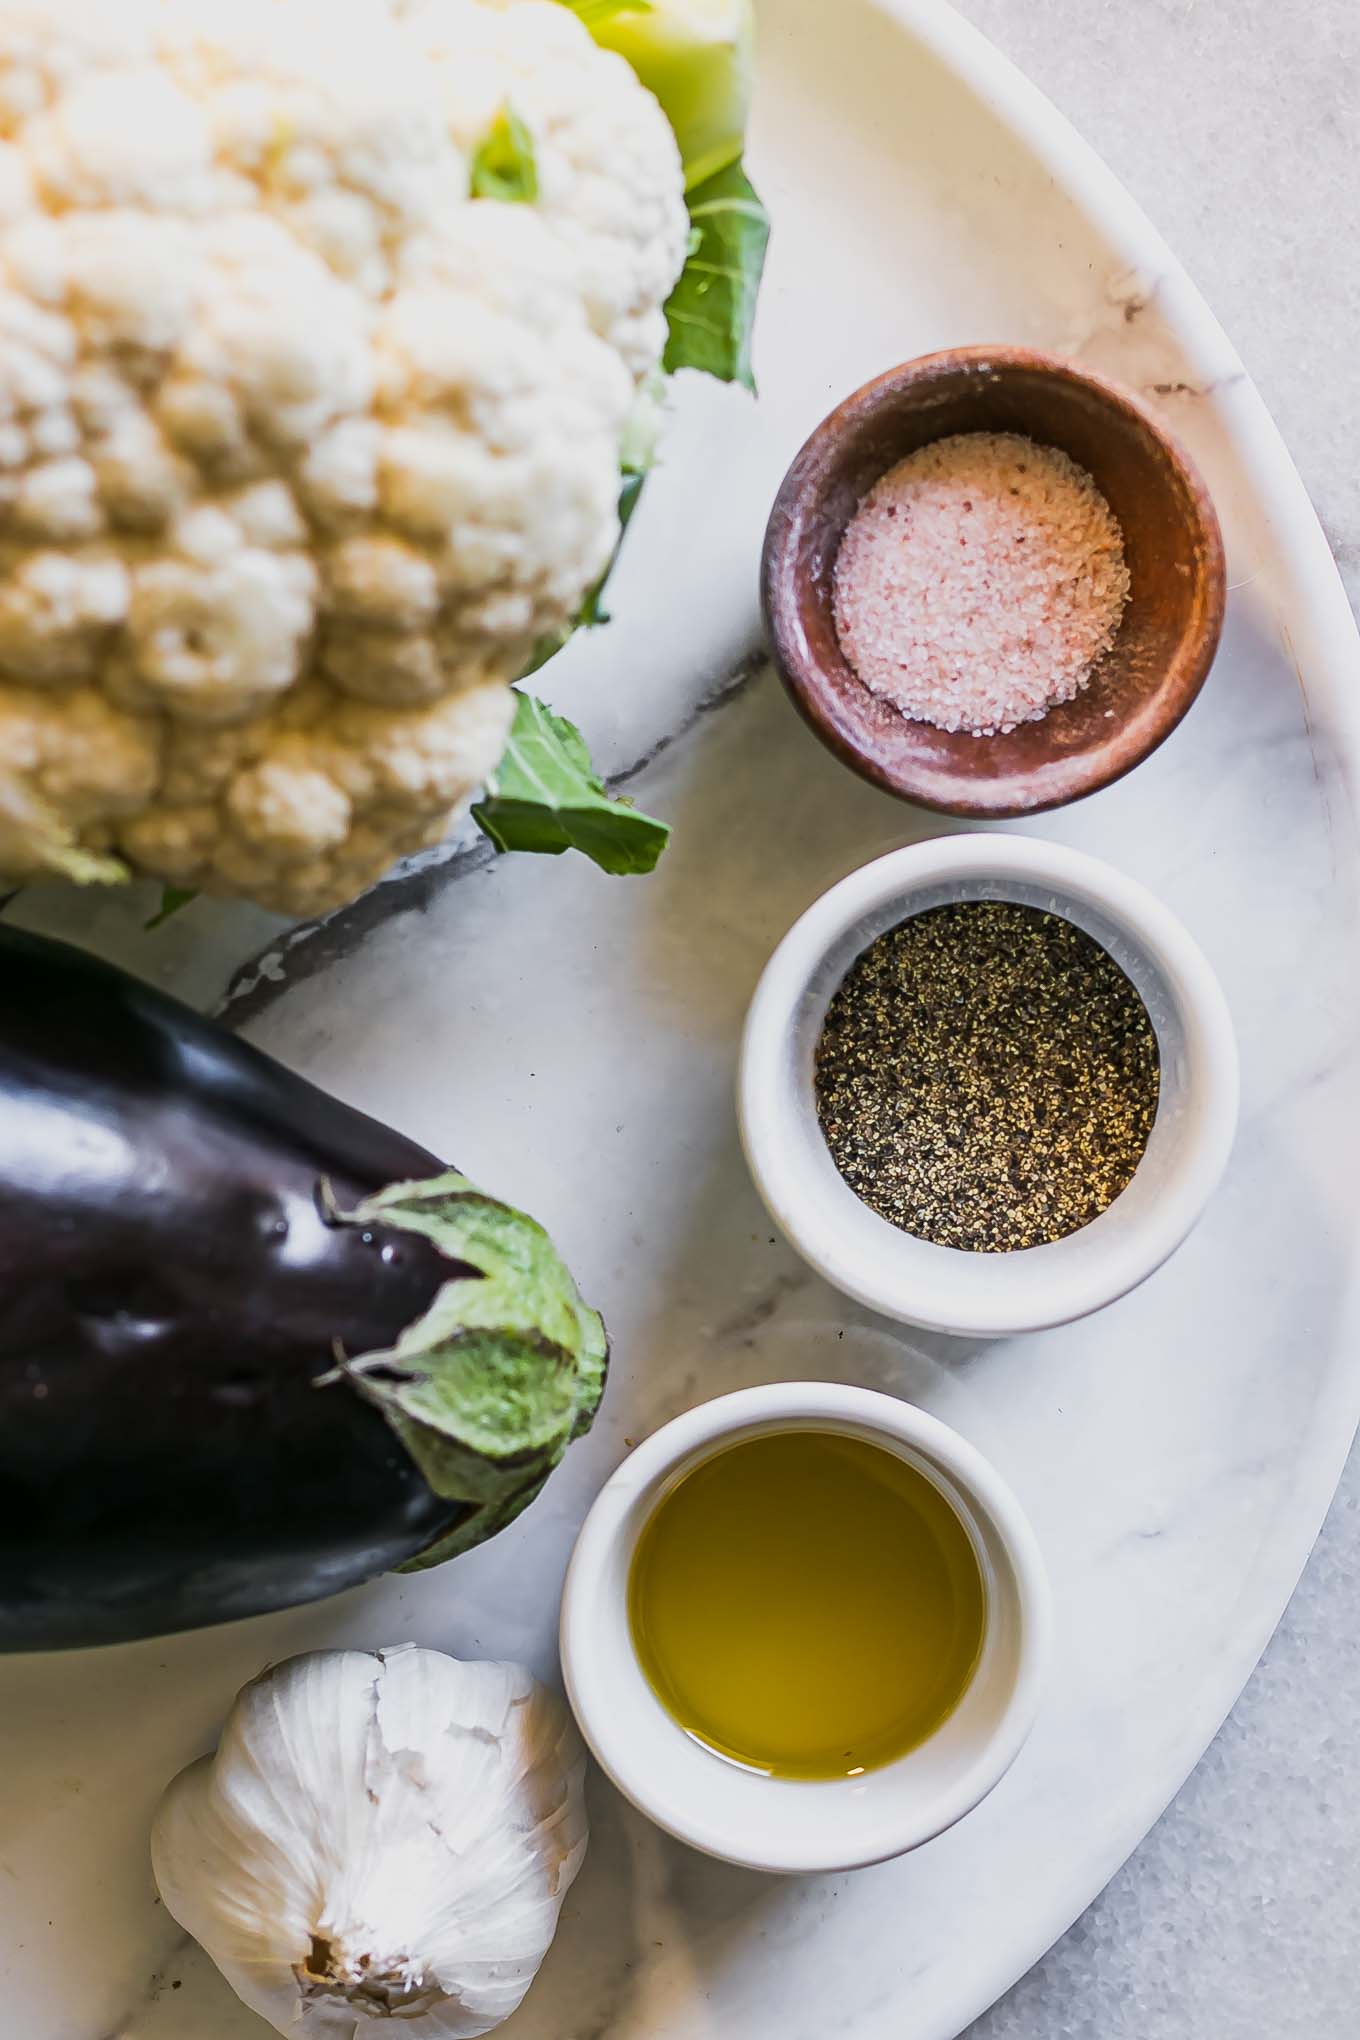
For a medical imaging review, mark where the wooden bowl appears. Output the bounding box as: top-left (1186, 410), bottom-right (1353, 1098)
top-left (761, 347), bottom-right (1226, 818)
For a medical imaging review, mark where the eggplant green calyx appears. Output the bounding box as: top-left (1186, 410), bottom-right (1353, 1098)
top-left (324, 1171), bottom-right (607, 1570)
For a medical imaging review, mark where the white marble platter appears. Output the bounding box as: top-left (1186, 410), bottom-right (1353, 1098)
top-left (5, 2), bottom-right (1360, 2036)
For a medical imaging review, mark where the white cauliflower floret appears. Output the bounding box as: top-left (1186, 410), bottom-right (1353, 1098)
top-left (398, 0), bottom-right (689, 378)
top-left (0, 681), bottom-right (160, 882)
top-left (0, 0), bottom-right (689, 915)
top-left (0, 550), bottom-right (128, 683)
top-left (123, 679), bottom-right (514, 914)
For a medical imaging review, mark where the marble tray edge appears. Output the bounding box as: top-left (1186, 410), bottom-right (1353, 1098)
top-left (868, 5), bottom-right (1360, 2029)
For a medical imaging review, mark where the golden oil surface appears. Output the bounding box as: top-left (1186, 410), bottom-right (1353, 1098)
top-left (628, 1430), bottom-right (987, 1780)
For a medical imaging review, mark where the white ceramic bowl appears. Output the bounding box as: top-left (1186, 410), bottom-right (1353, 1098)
top-left (560, 1382), bottom-right (1050, 1873)
top-left (738, 833), bottom-right (1238, 1338)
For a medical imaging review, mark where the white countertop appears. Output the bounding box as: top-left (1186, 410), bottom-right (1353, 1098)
top-left (959, 2), bottom-right (1360, 2031)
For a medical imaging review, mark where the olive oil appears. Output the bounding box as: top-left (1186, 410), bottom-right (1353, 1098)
top-left (628, 1430), bottom-right (986, 1780)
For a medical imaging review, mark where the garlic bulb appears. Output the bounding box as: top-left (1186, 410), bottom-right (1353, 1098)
top-left (151, 1646), bottom-right (588, 2038)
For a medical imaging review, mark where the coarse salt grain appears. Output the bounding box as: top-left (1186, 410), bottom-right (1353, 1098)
top-left (831, 431), bottom-right (1131, 736)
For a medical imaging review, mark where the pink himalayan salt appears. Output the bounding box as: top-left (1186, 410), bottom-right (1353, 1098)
top-left (831, 431), bottom-right (1130, 737)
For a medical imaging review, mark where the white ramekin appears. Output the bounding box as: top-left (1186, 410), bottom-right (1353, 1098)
top-left (738, 833), bottom-right (1238, 1339)
top-left (559, 1382), bottom-right (1050, 1873)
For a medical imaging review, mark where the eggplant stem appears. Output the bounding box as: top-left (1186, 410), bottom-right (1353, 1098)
top-left (311, 1336), bottom-right (350, 1389)
top-left (314, 1176), bottom-right (343, 1227)
top-left (342, 1353), bottom-right (421, 1385)
top-left (315, 1336), bottom-right (420, 1391)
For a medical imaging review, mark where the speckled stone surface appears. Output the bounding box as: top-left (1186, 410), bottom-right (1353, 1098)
top-left (960, 2), bottom-right (1360, 2032)
top-left (962, 0), bottom-right (1360, 605)
top-left (970, 1484), bottom-right (1360, 2038)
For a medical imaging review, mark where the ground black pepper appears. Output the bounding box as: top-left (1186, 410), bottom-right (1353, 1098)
top-left (814, 900), bottom-right (1160, 1252)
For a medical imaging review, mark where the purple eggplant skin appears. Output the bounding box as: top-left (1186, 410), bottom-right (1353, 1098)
top-left (0, 925), bottom-right (472, 1652)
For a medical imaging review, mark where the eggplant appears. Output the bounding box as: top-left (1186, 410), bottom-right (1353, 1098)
top-left (0, 926), bottom-right (606, 1651)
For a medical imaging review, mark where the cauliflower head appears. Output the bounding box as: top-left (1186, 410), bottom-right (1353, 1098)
top-left (0, 0), bottom-right (688, 914)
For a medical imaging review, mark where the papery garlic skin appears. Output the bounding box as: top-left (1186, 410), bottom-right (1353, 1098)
top-left (151, 1646), bottom-right (588, 2038)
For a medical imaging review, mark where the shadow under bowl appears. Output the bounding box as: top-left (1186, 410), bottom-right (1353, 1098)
top-left (761, 346), bottom-right (1227, 818)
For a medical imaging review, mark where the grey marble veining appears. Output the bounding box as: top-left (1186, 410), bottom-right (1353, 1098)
top-left (960, 2), bottom-right (1360, 2033)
